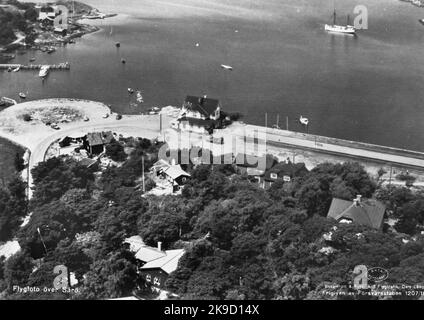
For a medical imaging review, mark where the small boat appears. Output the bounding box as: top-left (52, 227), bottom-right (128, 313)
top-left (299, 116), bottom-right (309, 126)
top-left (325, 10), bottom-right (356, 35)
top-left (12, 66), bottom-right (20, 72)
top-left (221, 64), bottom-right (233, 71)
top-left (102, 113), bottom-right (110, 119)
top-left (152, 107), bottom-right (160, 112)
top-left (19, 92), bottom-right (26, 99)
top-left (47, 47), bottom-right (56, 54)
top-left (83, 116), bottom-right (89, 122)
top-left (39, 65), bottom-right (50, 78)
top-left (195, 43), bottom-right (200, 47)
top-left (136, 91), bottom-right (144, 103)
top-left (29, 57), bottom-right (36, 62)
top-left (128, 88), bottom-right (134, 94)
top-left (419, 19), bottom-right (424, 26)
top-left (116, 42), bottom-right (120, 48)
top-left (7, 67), bottom-right (12, 72)
top-left (121, 58), bottom-right (126, 64)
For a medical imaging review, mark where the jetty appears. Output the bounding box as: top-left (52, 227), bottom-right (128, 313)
top-left (0, 62), bottom-right (70, 70)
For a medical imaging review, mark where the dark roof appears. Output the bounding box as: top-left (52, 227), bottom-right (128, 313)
top-left (86, 131), bottom-right (114, 146)
top-left (87, 132), bottom-right (104, 146)
top-left (183, 96), bottom-right (220, 118)
top-left (327, 198), bottom-right (386, 229)
top-left (79, 158), bottom-right (98, 168)
top-left (178, 117), bottom-right (216, 128)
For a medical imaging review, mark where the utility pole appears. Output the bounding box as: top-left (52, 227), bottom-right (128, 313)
top-left (286, 116), bottom-right (289, 131)
top-left (142, 156), bottom-right (145, 193)
top-left (37, 227), bottom-right (48, 255)
top-left (265, 113), bottom-right (268, 128)
top-left (276, 114), bottom-right (279, 128)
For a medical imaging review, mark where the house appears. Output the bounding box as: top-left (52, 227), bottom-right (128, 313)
top-left (151, 159), bottom-right (191, 191)
top-left (84, 131), bottom-right (114, 155)
top-left (327, 195), bottom-right (386, 230)
top-left (173, 95), bottom-right (223, 134)
top-left (259, 161), bottom-right (308, 188)
top-left (124, 236), bottom-right (185, 290)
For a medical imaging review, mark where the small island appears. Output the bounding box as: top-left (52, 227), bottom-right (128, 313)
top-left (0, 0), bottom-right (116, 56)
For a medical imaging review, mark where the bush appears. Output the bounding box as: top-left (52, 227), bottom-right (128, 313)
top-left (22, 114), bottom-right (32, 122)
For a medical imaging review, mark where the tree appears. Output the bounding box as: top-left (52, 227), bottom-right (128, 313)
top-left (3, 251), bottom-right (33, 289)
top-left (14, 153), bottom-right (25, 172)
top-left (105, 139), bottom-right (127, 162)
top-left (79, 250), bottom-right (138, 299)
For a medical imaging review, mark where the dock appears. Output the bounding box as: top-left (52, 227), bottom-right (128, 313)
top-left (0, 62), bottom-right (70, 70)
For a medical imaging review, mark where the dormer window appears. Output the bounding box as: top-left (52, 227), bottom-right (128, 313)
top-left (270, 173), bottom-right (278, 180)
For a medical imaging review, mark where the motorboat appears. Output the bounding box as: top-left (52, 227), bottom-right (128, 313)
top-left (128, 88), bottom-right (134, 94)
top-left (12, 66), bottom-right (20, 72)
top-left (19, 92), bottom-right (26, 99)
top-left (221, 64), bottom-right (233, 71)
top-left (39, 65), bottom-right (50, 78)
top-left (299, 116), bottom-right (309, 126)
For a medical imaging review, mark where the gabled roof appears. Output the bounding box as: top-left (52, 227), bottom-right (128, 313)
top-left (327, 198), bottom-right (386, 229)
top-left (87, 132), bottom-right (104, 146)
top-left (183, 95), bottom-right (220, 118)
top-left (140, 249), bottom-right (185, 275)
top-left (86, 131), bottom-right (114, 146)
top-left (135, 246), bottom-right (168, 263)
top-left (163, 165), bottom-right (191, 180)
top-left (124, 236), bottom-right (185, 275)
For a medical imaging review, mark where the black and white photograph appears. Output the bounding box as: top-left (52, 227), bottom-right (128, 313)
top-left (1, 0), bottom-right (424, 307)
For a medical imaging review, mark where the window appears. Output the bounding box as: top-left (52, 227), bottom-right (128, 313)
top-left (146, 274), bottom-right (151, 282)
top-left (270, 173), bottom-right (278, 180)
top-left (153, 277), bottom-right (161, 286)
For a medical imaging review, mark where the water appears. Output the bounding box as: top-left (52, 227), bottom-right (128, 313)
top-left (1, 0), bottom-right (424, 180)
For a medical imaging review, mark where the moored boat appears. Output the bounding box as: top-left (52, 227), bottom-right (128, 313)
top-left (325, 9), bottom-right (356, 35)
top-left (39, 65), bottom-right (50, 78)
top-left (299, 115), bottom-right (309, 126)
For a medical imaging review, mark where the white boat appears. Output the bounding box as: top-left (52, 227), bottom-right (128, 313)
top-left (39, 65), bottom-right (50, 78)
top-left (325, 10), bottom-right (356, 35)
top-left (128, 88), bottom-right (134, 94)
top-left (19, 92), bottom-right (26, 99)
top-left (299, 116), bottom-right (309, 126)
top-left (221, 64), bottom-right (233, 71)
top-left (136, 91), bottom-right (144, 103)
top-left (12, 66), bottom-right (20, 72)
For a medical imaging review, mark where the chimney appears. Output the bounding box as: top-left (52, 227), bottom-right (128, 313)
top-left (157, 241), bottom-right (162, 252)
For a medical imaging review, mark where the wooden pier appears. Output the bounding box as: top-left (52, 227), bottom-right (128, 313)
top-left (0, 62), bottom-right (70, 70)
